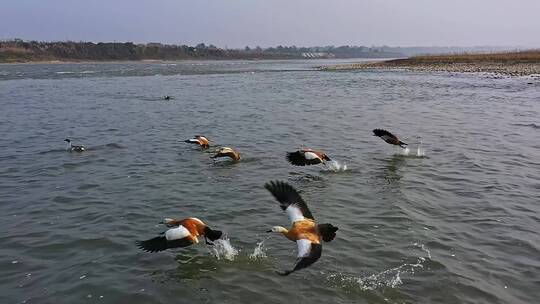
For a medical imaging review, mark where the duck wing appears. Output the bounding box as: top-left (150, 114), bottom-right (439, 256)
top-left (265, 180), bottom-right (314, 222)
top-left (373, 129), bottom-right (398, 140)
top-left (286, 150), bottom-right (323, 166)
top-left (277, 239), bottom-right (322, 276)
top-left (136, 225), bottom-right (197, 253)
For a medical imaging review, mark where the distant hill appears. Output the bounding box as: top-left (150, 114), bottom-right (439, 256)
top-left (0, 40), bottom-right (403, 63)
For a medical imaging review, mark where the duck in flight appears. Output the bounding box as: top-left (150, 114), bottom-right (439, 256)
top-left (64, 139), bottom-right (85, 152)
top-left (265, 181), bottom-right (338, 276)
top-left (185, 135), bottom-right (210, 149)
top-left (212, 147), bottom-right (241, 162)
top-left (136, 217), bottom-right (222, 253)
top-left (373, 129), bottom-right (407, 148)
top-left (286, 149), bottom-right (331, 166)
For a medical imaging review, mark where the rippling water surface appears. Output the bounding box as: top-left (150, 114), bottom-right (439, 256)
top-left (1, 60), bottom-right (539, 304)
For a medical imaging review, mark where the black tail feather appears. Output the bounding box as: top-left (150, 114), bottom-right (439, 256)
top-left (318, 223), bottom-right (338, 242)
top-left (204, 227), bottom-right (223, 241)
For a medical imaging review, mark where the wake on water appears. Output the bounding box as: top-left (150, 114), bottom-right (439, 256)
top-left (326, 243), bottom-right (432, 291)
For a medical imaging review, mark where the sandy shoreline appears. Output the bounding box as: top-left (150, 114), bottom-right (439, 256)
top-left (320, 61), bottom-right (540, 76)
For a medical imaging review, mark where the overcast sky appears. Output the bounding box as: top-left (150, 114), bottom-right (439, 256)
top-left (1, 0), bottom-right (539, 47)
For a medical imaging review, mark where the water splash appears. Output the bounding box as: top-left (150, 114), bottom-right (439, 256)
top-left (416, 141), bottom-right (426, 157)
top-left (207, 236), bottom-right (239, 261)
top-left (249, 238), bottom-right (269, 260)
top-left (396, 146), bottom-right (410, 156)
top-left (326, 243), bottom-right (431, 291)
top-left (324, 160), bottom-right (348, 172)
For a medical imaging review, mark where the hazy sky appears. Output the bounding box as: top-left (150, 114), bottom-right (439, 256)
top-left (2, 0), bottom-right (539, 47)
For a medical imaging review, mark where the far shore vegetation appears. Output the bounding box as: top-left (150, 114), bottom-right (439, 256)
top-left (321, 50), bottom-right (540, 76)
top-left (0, 39), bottom-right (404, 63)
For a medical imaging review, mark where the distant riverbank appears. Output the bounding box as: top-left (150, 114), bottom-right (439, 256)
top-left (320, 50), bottom-right (540, 76)
top-left (0, 40), bottom-right (403, 63)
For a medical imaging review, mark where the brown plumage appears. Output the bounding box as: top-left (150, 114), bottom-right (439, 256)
top-left (286, 149), bottom-right (331, 166)
top-left (265, 181), bottom-right (338, 276)
top-left (185, 135), bottom-right (210, 149)
top-left (373, 129), bottom-right (407, 148)
top-left (212, 147), bottom-right (241, 161)
top-left (136, 217), bottom-right (222, 253)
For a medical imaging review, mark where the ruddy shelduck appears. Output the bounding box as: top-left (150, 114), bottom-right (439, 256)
top-left (137, 217), bottom-right (222, 253)
top-left (265, 181), bottom-right (338, 276)
top-left (64, 139), bottom-right (85, 152)
top-left (286, 149), bottom-right (331, 166)
top-left (212, 147), bottom-right (241, 161)
top-left (185, 135), bottom-right (210, 149)
top-left (373, 129), bottom-right (407, 148)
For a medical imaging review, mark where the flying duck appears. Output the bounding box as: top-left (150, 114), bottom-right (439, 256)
top-left (265, 181), bottom-right (338, 276)
top-left (373, 129), bottom-right (407, 148)
top-left (185, 135), bottom-right (210, 149)
top-left (136, 217), bottom-right (222, 253)
top-left (286, 149), bottom-right (331, 166)
top-left (212, 147), bottom-right (241, 161)
top-left (64, 139), bottom-right (85, 152)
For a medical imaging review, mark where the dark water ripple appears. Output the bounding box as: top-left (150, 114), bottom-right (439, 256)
top-left (0, 60), bottom-right (539, 303)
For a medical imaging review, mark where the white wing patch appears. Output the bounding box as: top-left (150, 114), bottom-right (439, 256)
top-left (165, 225), bottom-right (191, 240)
top-left (286, 204), bottom-right (305, 223)
top-left (296, 239), bottom-right (312, 257)
top-left (304, 152), bottom-right (319, 160)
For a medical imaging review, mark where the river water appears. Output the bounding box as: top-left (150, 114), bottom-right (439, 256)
top-left (0, 60), bottom-right (539, 303)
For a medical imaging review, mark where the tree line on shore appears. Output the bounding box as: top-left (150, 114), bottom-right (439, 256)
top-left (0, 39), bottom-right (403, 62)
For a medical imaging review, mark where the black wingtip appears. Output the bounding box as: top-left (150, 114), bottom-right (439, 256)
top-left (286, 151), bottom-right (307, 166)
top-left (136, 236), bottom-right (168, 253)
top-left (264, 180), bottom-right (298, 211)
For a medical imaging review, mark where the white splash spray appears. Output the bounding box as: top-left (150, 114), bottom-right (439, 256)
top-left (207, 236), bottom-right (239, 261)
top-left (324, 160), bottom-right (348, 172)
top-left (249, 238), bottom-right (268, 260)
top-left (326, 243), bottom-right (431, 290)
top-left (416, 141), bottom-right (426, 157)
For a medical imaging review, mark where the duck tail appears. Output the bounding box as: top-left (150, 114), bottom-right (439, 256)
top-left (204, 226), bottom-right (223, 241)
top-left (318, 223), bottom-right (338, 242)
top-left (399, 141), bottom-right (407, 148)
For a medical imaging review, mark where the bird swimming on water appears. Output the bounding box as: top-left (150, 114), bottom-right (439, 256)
top-left (373, 129), bottom-right (407, 148)
top-left (185, 135), bottom-right (210, 149)
top-left (163, 95), bottom-right (171, 100)
top-left (64, 139), bottom-right (85, 152)
top-left (265, 180), bottom-right (338, 276)
top-left (212, 147), bottom-right (241, 162)
top-left (286, 149), bottom-right (331, 166)
top-left (136, 217), bottom-right (223, 253)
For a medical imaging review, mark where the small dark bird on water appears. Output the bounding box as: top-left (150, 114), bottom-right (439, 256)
top-left (136, 217), bottom-right (223, 253)
top-left (163, 95), bottom-right (171, 100)
top-left (64, 139), bottom-right (85, 152)
top-left (265, 180), bottom-right (338, 276)
top-left (286, 149), bottom-right (331, 166)
top-left (373, 129), bottom-right (407, 148)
